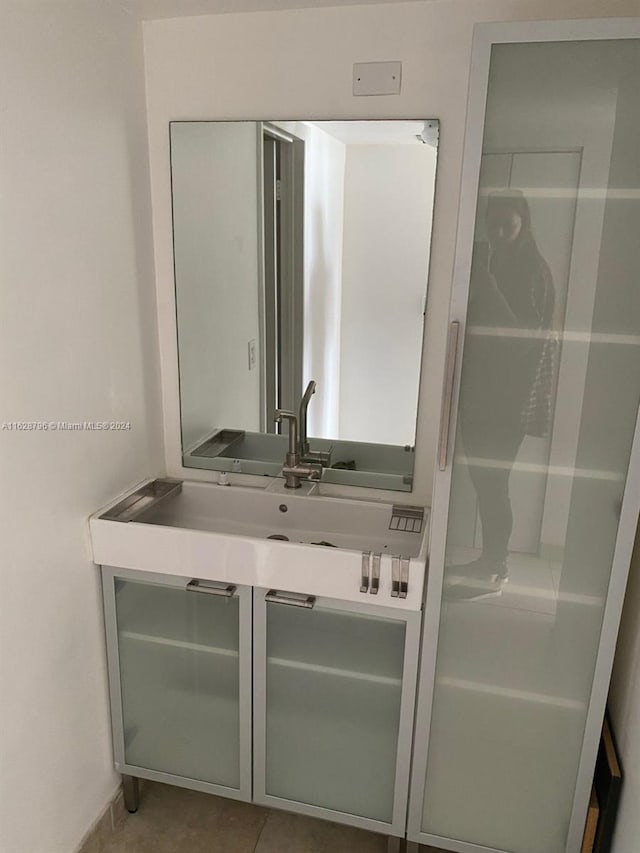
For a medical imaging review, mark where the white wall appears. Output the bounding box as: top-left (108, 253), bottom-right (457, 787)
top-left (339, 143), bottom-right (436, 445)
top-left (143, 0), bottom-right (638, 504)
top-left (301, 124), bottom-right (346, 439)
top-left (0, 3), bottom-right (162, 852)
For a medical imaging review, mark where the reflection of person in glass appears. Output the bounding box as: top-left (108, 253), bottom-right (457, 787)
top-left (457, 189), bottom-right (555, 593)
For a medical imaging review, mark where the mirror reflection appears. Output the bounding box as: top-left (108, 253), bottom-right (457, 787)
top-left (447, 187), bottom-right (557, 599)
top-left (170, 119), bottom-right (439, 490)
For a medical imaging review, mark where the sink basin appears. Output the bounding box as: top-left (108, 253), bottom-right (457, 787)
top-left (90, 479), bottom-right (428, 610)
top-left (139, 481), bottom-right (423, 554)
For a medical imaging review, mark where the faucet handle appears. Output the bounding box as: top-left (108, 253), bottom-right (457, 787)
top-left (274, 409), bottom-right (297, 423)
top-left (306, 462), bottom-right (322, 480)
top-left (301, 448), bottom-right (332, 468)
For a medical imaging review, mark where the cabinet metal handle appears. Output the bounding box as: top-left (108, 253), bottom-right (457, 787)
top-left (370, 553), bottom-right (381, 595)
top-left (265, 589), bottom-right (316, 609)
top-left (391, 556), bottom-right (400, 598)
top-left (186, 580), bottom-right (237, 597)
top-left (360, 551), bottom-right (371, 594)
top-left (399, 557), bottom-right (409, 599)
top-left (438, 321), bottom-right (460, 471)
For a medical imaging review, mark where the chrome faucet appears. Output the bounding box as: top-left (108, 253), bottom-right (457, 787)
top-left (274, 409), bottom-right (322, 489)
top-left (297, 380), bottom-right (332, 468)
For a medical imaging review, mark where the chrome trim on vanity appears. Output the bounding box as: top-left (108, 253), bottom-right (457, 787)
top-left (370, 553), bottom-right (381, 595)
top-left (391, 557), bottom-right (400, 598)
top-left (399, 558), bottom-right (409, 600)
top-left (265, 589), bottom-right (316, 609)
top-left (186, 579), bottom-right (237, 597)
top-left (361, 551), bottom-right (371, 593)
top-left (99, 478), bottom-right (182, 522)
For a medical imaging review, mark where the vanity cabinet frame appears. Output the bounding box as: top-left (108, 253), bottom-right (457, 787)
top-left (407, 17), bottom-right (640, 853)
top-left (101, 566), bottom-right (253, 802)
top-left (101, 566), bottom-right (422, 837)
top-left (252, 586), bottom-right (421, 837)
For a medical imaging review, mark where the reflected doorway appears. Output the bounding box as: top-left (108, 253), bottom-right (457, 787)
top-left (262, 125), bottom-right (305, 431)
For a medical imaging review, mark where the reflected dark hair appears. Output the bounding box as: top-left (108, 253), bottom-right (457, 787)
top-left (486, 189), bottom-right (532, 235)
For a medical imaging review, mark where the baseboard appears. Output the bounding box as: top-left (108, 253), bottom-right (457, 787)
top-left (73, 782), bottom-right (131, 853)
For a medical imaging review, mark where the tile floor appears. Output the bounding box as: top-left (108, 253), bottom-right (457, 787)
top-left (100, 782), bottom-right (443, 852)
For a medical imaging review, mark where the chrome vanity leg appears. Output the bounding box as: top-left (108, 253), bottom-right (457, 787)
top-left (122, 775), bottom-right (139, 813)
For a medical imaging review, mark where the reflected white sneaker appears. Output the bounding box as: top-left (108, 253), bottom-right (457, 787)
top-left (444, 578), bottom-right (503, 602)
top-left (452, 557), bottom-right (509, 585)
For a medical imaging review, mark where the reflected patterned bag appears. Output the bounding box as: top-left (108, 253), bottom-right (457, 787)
top-left (521, 332), bottom-right (559, 438)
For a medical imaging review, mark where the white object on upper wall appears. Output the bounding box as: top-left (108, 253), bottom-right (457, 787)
top-left (353, 61), bottom-right (402, 96)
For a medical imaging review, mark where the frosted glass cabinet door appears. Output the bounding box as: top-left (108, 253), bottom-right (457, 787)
top-left (253, 588), bottom-right (420, 836)
top-left (409, 26), bottom-right (640, 853)
top-left (102, 567), bottom-right (251, 800)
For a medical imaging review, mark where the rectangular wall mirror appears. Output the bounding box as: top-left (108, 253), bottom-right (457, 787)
top-left (170, 119), bottom-right (439, 491)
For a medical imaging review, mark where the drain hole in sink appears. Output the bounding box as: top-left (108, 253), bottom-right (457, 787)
top-left (267, 534), bottom-right (290, 541)
top-left (310, 540), bottom-right (336, 547)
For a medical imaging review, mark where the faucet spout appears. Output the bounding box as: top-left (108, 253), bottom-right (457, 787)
top-left (298, 380), bottom-right (316, 457)
top-left (274, 409), bottom-right (298, 463)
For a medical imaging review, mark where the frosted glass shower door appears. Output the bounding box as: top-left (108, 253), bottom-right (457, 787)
top-left (253, 588), bottom-right (420, 835)
top-left (102, 568), bottom-right (251, 800)
top-left (409, 27), bottom-right (640, 853)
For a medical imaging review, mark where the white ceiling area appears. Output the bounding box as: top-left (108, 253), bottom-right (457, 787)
top-left (117, 0), bottom-right (435, 20)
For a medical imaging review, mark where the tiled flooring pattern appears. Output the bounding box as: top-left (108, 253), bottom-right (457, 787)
top-left (100, 782), bottom-right (443, 853)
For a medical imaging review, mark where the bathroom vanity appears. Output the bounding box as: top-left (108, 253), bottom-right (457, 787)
top-left (92, 478), bottom-right (427, 840)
